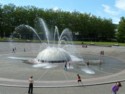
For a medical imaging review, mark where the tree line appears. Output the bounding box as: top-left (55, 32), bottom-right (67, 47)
top-left (0, 3), bottom-right (125, 42)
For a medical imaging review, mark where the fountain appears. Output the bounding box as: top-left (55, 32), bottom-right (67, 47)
top-left (10, 18), bottom-right (83, 64)
top-left (12, 17), bottom-right (125, 76)
top-left (34, 18), bottom-right (78, 63)
top-left (1, 17), bottom-right (125, 83)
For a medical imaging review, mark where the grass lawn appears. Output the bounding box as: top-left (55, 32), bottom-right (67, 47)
top-left (0, 38), bottom-right (125, 46)
top-left (73, 41), bottom-right (125, 46)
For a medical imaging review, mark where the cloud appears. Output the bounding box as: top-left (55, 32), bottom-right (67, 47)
top-left (115, 0), bottom-right (125, 11)
top-left (112, 17), bottom-right (120, 24)
top-left (52, 7), bottom-right (60, 11)
top-left (102, 4), bottom-right (119, 16)
top-left (102, 4), bottom-right (121, 24)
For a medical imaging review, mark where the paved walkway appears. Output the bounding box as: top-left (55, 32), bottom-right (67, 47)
top-left (0, 43), bottom-right (125, 94)
top-left (0, 69), bottom-right (125, 88)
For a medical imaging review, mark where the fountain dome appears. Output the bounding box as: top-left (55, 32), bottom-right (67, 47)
top-left (36, 47), bottom-right (71, 63)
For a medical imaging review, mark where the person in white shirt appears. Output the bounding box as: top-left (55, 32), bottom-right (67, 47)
top-left (28, 76), bottom-right (33, 94)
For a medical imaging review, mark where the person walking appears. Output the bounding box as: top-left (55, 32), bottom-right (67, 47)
top-left (28, 76), bottom-right (34, 94)
top-left (12, 48), bottom-right (15, 53)
top-left (77, 74), bottom-right (82, 83)
top-left (64, 62), bottom-right (67, 71)
top-left (86, 61), bottom-right (90, 67)
top-left (112, 81), bottom-right (122, 94)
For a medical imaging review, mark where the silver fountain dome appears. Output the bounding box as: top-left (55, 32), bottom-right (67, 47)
top-left (36, 47), bottom-right (71, 63)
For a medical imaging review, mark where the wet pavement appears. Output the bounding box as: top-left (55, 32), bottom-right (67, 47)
top-left (0, 42), bottom-right (125, 94)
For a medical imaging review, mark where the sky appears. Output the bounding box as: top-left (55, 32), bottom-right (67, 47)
top-left (1, 0), bottom-right (125, 24)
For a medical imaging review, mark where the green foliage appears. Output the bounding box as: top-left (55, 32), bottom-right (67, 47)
top-left (0, 3), bottom-right (115, 42)
top-left (116, 17), bottom-right (125, 42)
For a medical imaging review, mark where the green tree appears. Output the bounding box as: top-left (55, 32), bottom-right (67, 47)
top-left (0, 3), bottom-right (116, 42)
top-left (1, 4), bottom-right (15, 37)
top-left (0, 4), bottom-right (3, 37)
top-left (116, 17), bottom-right (125, 42)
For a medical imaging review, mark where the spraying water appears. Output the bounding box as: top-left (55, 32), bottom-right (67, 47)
top-left (11, 18), bottom-right (83, 63)
top-left (38, 18), bottom-right (50, 45)
top-left (25, 25), bottom-right (42, 43)
top-left (54, 26), bottom-right (60, 46)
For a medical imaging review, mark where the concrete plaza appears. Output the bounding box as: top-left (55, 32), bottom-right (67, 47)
top-left (0, 42), bottom-right (125, 94)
